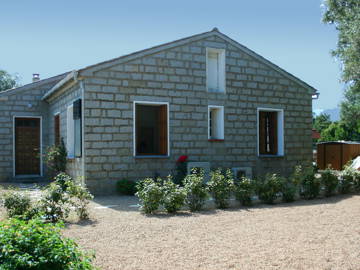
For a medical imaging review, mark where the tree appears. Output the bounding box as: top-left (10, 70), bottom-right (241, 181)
top-left (323, 0), bottom-right (360, 141)
top-left (0, 70), bottom-right (20, 92)
top-left (313, 113), bottom-right (332, 134)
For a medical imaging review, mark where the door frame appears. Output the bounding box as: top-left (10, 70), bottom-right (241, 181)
top-left (13, 116), bottom-right (43, 177)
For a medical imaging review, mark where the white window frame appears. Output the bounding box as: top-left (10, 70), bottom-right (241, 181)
top-left (206, 47), bottom-right (226, 93)
top-left (208, 105), bottom-right (224, 140)
top-left (12, 116), bottom-right (43, 177)
top-left (133, 101), bottom-right (170, 157)
top-left (67, 104), bottom-right (75, 158)
top-left (257, 107), bottom-right (284, 157)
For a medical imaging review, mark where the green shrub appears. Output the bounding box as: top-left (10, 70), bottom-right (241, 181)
top-left (1, 191), bottom-right (32, 218)
top-left (161, 177), bottom-right (186, 213)
top-left (256, 174), bottom-right (283, 204)
top-left (207, 169), bottom-right (234, 209)
top-left (40, 173), bottom-right (93, 222)
top-left (339, 166), bottom-right (355, 194)
top-left (0, 218), bottom-right (96, 270)
top-left (44, 138), bottom-right (67, 178)
top-left (280, 178), bottom-right (297, 203)
top-left (320, 167), bottom-right (339, 197)
top-left (136, 178), bottom-right (163, 214)
top-left (173, 155), bottom-right (188, 185)
top-left (233, 177), bottom-right (254, 206)
top-left (299, 167), bottom-right (321, 200)
top-left (353, 170), bottom-right (360, 192)
top-left (183, 171), bottom-right (208, 212)
top-left (116, 179), bottom-right (137, 195)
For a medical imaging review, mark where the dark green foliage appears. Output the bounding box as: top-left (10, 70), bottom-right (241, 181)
top-left (233, 177), bottom-right (254, 206)
top-left (313, 113), bottom-right (332, 134)
top-left (135, 178), bottom-right (163, 214)
top-left (161, 177), bottom-right (186, 213)
top-left (207, 169), bottom-right (234, 209)
top-left (183, 171), bottom-right (208, 212)
top-left (280, 179), bottom-right (297, 203)
top-left (299, 167), bottom-right (321, 200)
top-left (116, 179), bottom-right (137, 195)
top-left (320, 167), bottom-right (339, 196)
top-left (173, 162), bottom-right (187, 185)
top-left (44, 139), bottom-right (68, 178)
top-left (0, 218), bottom-right (96, 270)
top-left (1, 191), bottom-right (32, 217)
top-left (256, 174), bottom-right (283, 204)
top-left (0, 69), bottom-right (19, 92)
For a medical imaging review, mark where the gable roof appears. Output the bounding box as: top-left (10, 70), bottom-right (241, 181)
top-left (0, 72), bottom-right (69, 97)
top-left (43, 28), bottom-right (318, 99)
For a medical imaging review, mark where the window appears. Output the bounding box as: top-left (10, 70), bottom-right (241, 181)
top-left (206, 48), bottom-right (225, 92)
top-left (258, 108), bottom-right (284, 156)
top-left (134, 102), bottom-right (168, 156)
top-left (66, 99), bottom-right (82, 158)
top-left (208, 106), bottom-right (224, 140)
top-left (54, 114), bottom-right (60, 145)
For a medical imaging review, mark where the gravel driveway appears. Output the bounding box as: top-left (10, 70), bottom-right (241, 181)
top-left (62, 194), bottom-right (360, 270)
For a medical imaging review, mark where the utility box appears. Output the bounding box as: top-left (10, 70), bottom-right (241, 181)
top-left (317, 141), bottom-right (360, 170)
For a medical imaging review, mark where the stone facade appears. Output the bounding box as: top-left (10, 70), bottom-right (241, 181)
top-left (81, 33), bottom-right (313, 194)
top-left (0, 30), bottom-right (315, 195)
top-left (0, 75), bottom-right (66, 181)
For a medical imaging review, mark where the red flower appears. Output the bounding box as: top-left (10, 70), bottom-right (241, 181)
top-left (177, 155), bottom-right (188, 163)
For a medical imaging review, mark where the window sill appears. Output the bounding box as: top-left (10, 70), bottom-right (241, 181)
top-left (258, 154), bottom-right (284, 158)
top-left (134, 155), bottom-right (170, 159)
top-left (67, 156), bottom-right (75, 160)
top-left (208, 139), bottom-right (224, 142)
top-left (207, 89), bottom-right (225, 94)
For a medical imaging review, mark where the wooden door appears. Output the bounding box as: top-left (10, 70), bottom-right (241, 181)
top-left (15, 118), bottom-right (41, 175)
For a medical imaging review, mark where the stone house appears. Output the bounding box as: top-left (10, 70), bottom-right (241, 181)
top-left (0, 28), bottom-right (318, 194)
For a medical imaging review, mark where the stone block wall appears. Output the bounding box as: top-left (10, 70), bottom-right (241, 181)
top-left (82, 34), bottom-right (313, 194)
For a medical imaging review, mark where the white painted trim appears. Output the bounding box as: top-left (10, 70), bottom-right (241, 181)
top-left (256, 107), bottom-right (284, 157)
top-left (66, 103), bottom-right (75, 158)
top-left (208, 105), bottom-right (224, 140)
top-left (206, 47), bottom-right (226, 93)
top-left (133, 101), bottom-right (170, 157)
top-left (53, 111), bottom-right (60, 116)
top-left (12, 116), bottom-right (43, 177)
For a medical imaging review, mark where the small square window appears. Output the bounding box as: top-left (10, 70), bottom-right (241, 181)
top-left (206, 48), bottom-right (225, 93)
top-left (208, 106), bottom-right (224, 140)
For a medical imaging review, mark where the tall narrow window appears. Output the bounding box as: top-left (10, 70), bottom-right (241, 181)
top-left (206, 48), bottom-right (225, 92)
top-left (67, 105), bottom-right (75, 157)
top-left (54, 114), bottom-right (60, 145)
top-left (135, 102), bottom-right (168, 156)
top-left (208, 106), bottom-right (224, 140)
top-left (258, 109), bottom-right (284, 156)
top-left (73, 99), bottom-right (82, 158)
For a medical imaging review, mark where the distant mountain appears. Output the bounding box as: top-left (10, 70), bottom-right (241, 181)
top-left (323, 108), bottom-right (340, 121)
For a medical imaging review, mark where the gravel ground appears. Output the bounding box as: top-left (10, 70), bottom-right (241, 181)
top-left (60, 194), bottom-right (360, 270)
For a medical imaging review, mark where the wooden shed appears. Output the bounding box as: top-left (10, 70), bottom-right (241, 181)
top-left (317, 141), bottom-right (360, 170)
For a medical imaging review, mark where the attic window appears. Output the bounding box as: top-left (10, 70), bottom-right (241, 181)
top-left (206, 48), bottom-right (225, 93)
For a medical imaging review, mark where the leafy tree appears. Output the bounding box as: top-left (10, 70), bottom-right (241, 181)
top-left (323, 0), bottom-right (360, 141)
top-left (0, 69), bottom-right (20, 92)
top-left (320, 121), bottom-right (347, 141)
top-left (313, 113), bottom-right (332, 133)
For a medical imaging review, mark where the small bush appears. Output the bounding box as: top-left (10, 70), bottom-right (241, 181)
top-left (233, 177), bottom-right (254, 206)
top-left (320, 167), bottom-right (339, 197)
top-left (0, 218), bottom-right (96, 270)
top-left (256, 174), bottom-right (283, 204)
top-left (339, 166), bottom-right (355, 194)
top-left (183, 170), bottom-right (208, 212)
top-left (116, 179), bottom-right (137, 195)
top-left (173, 155), bottom-right (188, 185)
top-left (67, 179), bottom-right (94, 220)
top-left (44, 138), bottom-right (68, 178)
top-left (1, 191), bottom-right (32, 218)
top-left (161, 177), bottom-right (186, 213)
top-left (353, 170), bottom-right (360, 192)
top-left (136, 178), bottom-right (163, 214)
top-left (281, 179), bottom-right (297, 203)
top-left (299, 167), bottom-right (321, 200)
top-left (207, 169), bottom-right (234, 209)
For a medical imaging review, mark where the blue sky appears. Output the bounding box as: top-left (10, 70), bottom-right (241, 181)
top-left (0, 0), bottom-right (343, 111)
